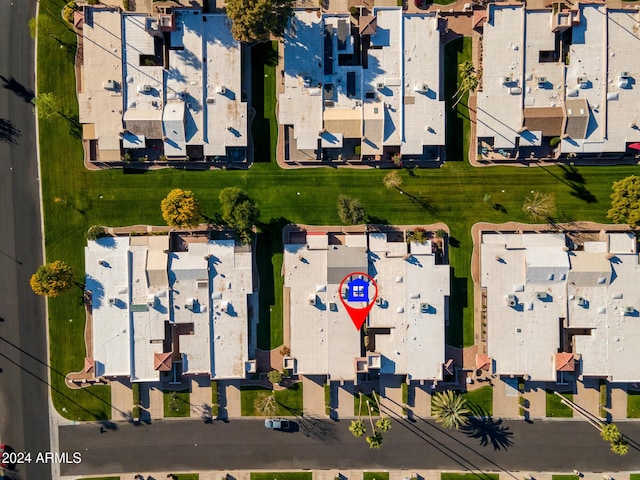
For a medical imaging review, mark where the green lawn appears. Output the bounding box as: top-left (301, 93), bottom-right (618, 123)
top-left (251, 474), bottom-right (312, 480)
top-left (627, 389), bottom-right (640, 418)
top-left (546, 390), bottom-right (574, 418)
top-left (363, 473), bottom-right (389, 480)
top-left (173, 475), bottom-right (199, 480)
top-left (551, 476), bottom-right (579, 480)
top-left (163, 389), bottom-right (191, 417)
top-left (240, 383), bottom-right (303, 416)
top-left (36, 0), bottom-right (638, 420)
top-left (462, 386), bottom-right (493, 416)
top-left (354, 392), bottom-right (380, 417)
top-left (441, 474), bottom-right (499, 480)
top-left (629, 475), bottom-right (640, 480)
top-left (251, 41), bottom-right (278, 164)
top-left (211, 381), bottom-right (219, 418)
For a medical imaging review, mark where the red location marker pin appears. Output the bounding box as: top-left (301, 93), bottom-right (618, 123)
top-left (338, 272), bottom-right (378, 331)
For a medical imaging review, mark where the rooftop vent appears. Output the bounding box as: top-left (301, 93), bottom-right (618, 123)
top-left (375, 297), bottom-right (383, 306)
top-left (506, 294), bottom-right (517, 307)
top-left (216, 85), bottom-right (227, 95)
top-left (502, 76), bottom-right (513, 85)
top-left (620, 71), bottom-right (630, 79)
top-left (206, 98), bottom-right (215, 104)
top-left (108, 298), bottom-right (117, 305)
top-left (537, 76), bottom-right (547, 85)
top-left (624, 306), bottom-right (635, 315)
top-left (576, 296), bottom-right (587, 306)
top-left (420, 302), bottom-right (430, 312)
top-left (308, 294), bottom-right (317, 306)
top-left (376, 82), bottom-right (385, 90)
top-left (414, 83), bottom-right (429, 92)
top-left (536, 291), bottom-right (547, 300)
top-left (577, 76), bottom-right (589, 88)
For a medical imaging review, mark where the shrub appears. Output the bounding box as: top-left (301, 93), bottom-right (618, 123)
top-left (435, 229), bottom-right (446, 238)
top-left (132, 405), bottom-right (141, 420)
top-left (279, 345), bottom-right (291, 356)
top-left (123, 0), bottom-right (131, 10)
top-left (86, 225), bottom-right (106, 241)
top-left (550, 136), bottom-right (561, 147)
top-left (407, 228), bottom-right (427, 244)
top-left (132, 382), bottom-right (140, 406)
top-left (354, 145), bottom-right (361, 156)
top-left (267, 370), bottom-right (283, 384)
top-left (62, 1), bottom-right (77, 24)
top-left (349, 6), bottom-right (359, 16)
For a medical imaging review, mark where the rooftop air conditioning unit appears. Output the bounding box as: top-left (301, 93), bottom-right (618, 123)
top-left (577, 76), bottom-right (588, 88)
top-left (577, 296), bottom-right (587, 306)
top-left (217, 86), bottom-right (227, 95)
top-left (98, 259), bottom-right (107, 266)
top-left (376, 82), bottom-right (385, 90)
top-left (341, 286), bottom-right (348, 299)
top-left (420, 302), bottom-right (430, 312)
top-left (624, 306), bottom-right (634, 314)
top-left (537, 76), bottom-right (547, 85)
top-left (536, 291), bottom-right (547, 300)
top-left (143, 85), bottom-right (151, 92)
top-left (375, 297), bottom-right (383, 306)
top-left (502, 76), bottom-right (513, 85)
top-left (108, 298), bottom-right (117, 305)
top-left (308, 294), bottom-right (316, 306)
top-left (620, 71), bottom-right (630, 78)
top-left (506, 294), bottom-right (517, 307)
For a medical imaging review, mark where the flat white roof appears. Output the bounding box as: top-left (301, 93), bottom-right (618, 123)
top-left (86, 234), bottom-right (252, 381)
top-left (476, 5), bottom-right (524, 149)
top-left (279, 10), bottom-right (324, 150)
top-left (482, 231), bottom-right (640, 382)
top-left (86, 237), bottom-right (132, 378)
top-left (285, 229), bottom-right (449, 380)
top-left (402, 14), bottom-right (445, 154)
top-left (368, 234), bottom-right (449, 380)
top-left (203, 15), bottom-right (247, 156)
top-left (78, 9), bottom-right (124, 153)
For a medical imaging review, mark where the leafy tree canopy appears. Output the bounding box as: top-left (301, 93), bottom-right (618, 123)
top-left (161, 188), bottom-right (202, 228)
top-left (226, 0), bottom-right (294, 43)
top-left (30, 260), bottom-right (74, 297)
top-left (337, 194), bottom-right (365, 225)
top-left (219, 187), bottom-right (259, 243)
top-left (31, 92), bottom-right (63, 121)
top-left (608, 175), bottom-right (640, 227)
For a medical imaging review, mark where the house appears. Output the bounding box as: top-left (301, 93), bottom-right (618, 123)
top-left (480, 229), bottom-right (640, 382)
top-left (282, 226), bottom-right (449, 384)
top-left (279, 8), bottom-right (445, 162)
top-left (476, 3), bottom-right (640, 160)
top-left (78, 6), bottom-right (247, 163)
top-left (82, 231), bottom-right (256, 383)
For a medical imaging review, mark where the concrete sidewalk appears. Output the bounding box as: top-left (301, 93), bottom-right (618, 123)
top-left (62, 468), bottom-right (635, 480)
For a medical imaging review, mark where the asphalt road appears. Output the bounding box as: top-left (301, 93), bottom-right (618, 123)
top-left (0, 1), bottom-right (52, 480)
top-left (58, 417), bottom-right (640, 475)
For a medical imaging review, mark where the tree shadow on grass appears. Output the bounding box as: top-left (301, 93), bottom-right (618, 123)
top-left (460, 403), bottom-right (514, 451)
top-left (538, 163), bottom-right (597, 204)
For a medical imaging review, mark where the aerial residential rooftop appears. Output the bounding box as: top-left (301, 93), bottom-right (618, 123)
top-left (476, 3), bottom-right (640, 160)
top-left (480, 230), bottom-right (640, 383)
top-left (78, 6), bottom-right (247, 163)
top-left (283, 227), bottom-right (449, 382)
top-left (279, 8), bottom-right (445, 162)
top-left (83, 232), bottom-right (256, 383)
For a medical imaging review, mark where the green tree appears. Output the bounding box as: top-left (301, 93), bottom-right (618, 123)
top-left (161, 189), bottom-right (202, 228)
top-left (219, 187), bottom-right (259, 244)
top-left (267, 370), bottom-right (283, 384)
top-left (86, 225), bottom-right (107, 241)
top-left (62, 1), bottom-right (78, 24)
top-left (254, 392), bottom-right (278, 416)
top-left (226, 0), bottom-right (294, 43)
top-left (366, 431), bottom-right (383, 449)
top-left (431, 390), bottom-right (470, 430)
top-left (337, 195), bottom-right (365, 224)
top-left (522, 191), bottom-right (555, 221)
top-left (608, 175), bottom-right (640, 227)
top-left (30, 260), bottom-right (74, 297)
top-left (31, 92), bottom-right (64, 121)
top-left (383, 171), bottom-right (403, 190)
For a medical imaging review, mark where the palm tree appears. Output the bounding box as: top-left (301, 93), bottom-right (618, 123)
top-left (522, 192), bottom-right (555, 221)
top-left (600, 423), bottom-right (620, 442)
top-left (366, 431), bottom-right (383, 449)
top-left (611, 437), bottom-right (629, 456)
top-left (349, 419), bottom-right (366, 437)
top-left (431, 390), bottom-right (470, 430)
top-left (349, 392), bottom-right (367, 438)
top-left (376, 416), bottom-right (392, 432)
top-left (452, 61), bottom-right (478, 108)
